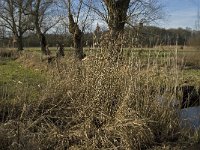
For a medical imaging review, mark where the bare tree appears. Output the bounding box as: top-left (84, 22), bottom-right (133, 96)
top-left (128, 0), bottom-right (164, 23)
top-left (93, 0), bottom-right (164, 33)
top-left (25, 0), bottom-right (61, 55)
top-left (91, 0), bottom-right (164, 60)
top-left (65, 0), bottom-right (92, 60)
top-left (0, 0), bottom-right (33, 51)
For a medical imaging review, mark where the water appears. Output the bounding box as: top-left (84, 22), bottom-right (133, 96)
top-left (179, 106), bottom-right (200, 129)
top-left (157, 95), bottom-right (200, 129)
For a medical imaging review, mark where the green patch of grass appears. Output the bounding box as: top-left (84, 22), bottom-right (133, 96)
top-left (183, 69), bottom-right (200, 76)
top-left (0, 59), bottom-right (46, 102)
top-left (181, 69), bottom-right (200, 86)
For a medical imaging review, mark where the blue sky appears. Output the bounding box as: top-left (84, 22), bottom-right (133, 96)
top-left (161, 0), bottom-right (199, 29)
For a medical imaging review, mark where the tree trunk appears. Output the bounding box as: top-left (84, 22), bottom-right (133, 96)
top-left (104, 0), bottom-right (130, 61)
top-left (17, 36), bottom-right (23, 51)
top-left (68, 13), bottom-right (85, 60)
top-left (33, 3), bottom-right (48, 55)
top-left (104, 0), bottom-right (130, 33)
top-left (74, 27), bottom-right (85, 60)
top-left (39, 33), bottom-right (47, 55)
top-left (36, 32), bottom-right (47, 55)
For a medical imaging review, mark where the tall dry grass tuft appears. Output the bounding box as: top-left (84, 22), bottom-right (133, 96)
top-left (0, 46), bottom-right (185, 149)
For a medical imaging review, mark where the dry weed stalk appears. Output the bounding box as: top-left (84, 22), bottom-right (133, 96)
top-left (0, 45), bottom-right (188, 149)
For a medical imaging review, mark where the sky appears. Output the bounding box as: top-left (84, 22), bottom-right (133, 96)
top-left (160, 0), bottom-right (199, 29)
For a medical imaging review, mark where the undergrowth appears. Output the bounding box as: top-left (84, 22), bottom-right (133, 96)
top-left (0, 48), bottom-right (197, 149)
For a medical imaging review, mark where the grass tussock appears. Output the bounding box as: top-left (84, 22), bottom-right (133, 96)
top-left (0, 48), bottom-right (195, 149)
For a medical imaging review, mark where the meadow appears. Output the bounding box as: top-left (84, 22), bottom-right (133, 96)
top-left (1, 46), bottom-right (200, 149)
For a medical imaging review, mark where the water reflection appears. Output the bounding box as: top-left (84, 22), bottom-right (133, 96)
top-left (179, 106), bottom-right (200, 129)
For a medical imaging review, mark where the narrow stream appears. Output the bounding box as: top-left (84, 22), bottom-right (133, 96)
top-left (179, 106), bottom-right (200, 129)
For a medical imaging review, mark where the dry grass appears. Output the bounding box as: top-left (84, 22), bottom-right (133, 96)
top-left (0, 48), bottom-right (19, 60)
top-left (0, 46), bottom-right (198, 149)
top-left (181, 53), bottom-right (200, 70)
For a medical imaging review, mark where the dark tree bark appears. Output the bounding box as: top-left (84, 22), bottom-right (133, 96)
top-left (39, 33), bottom-right (48, 55)
top-left (34, 25), bottom-right (48, 55)
top-left (103, 0), bottom-right (130, 61)
top-left (17, 35), bottom-right (24, 51)
top-left (73, 26), bottom-right (84, 60)
top-left (68, 13), bottom-right (85, 60)
top-left (104, 0), bottom-right (130, 35)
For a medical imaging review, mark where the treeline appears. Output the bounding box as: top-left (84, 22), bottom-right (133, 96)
top-left (125, 26), bottom-right (194, 47)
top-left (0, 26), bottom-right (199, 48)
top-left (0, 32), bottom-right (94, 48)
top-left (143, 26), bottom-right (192, 46)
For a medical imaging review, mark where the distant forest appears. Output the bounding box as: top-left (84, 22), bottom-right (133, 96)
top-left (0, 25), bottom-right (199, 48)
